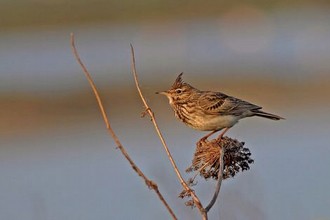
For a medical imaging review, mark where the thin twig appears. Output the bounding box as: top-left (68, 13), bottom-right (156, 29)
top-left (130, 44), bottom-right (207, 220)
top-left (205, 146), bottom-right (224, 212)
top-left (70, 33), bottom-right (177, 220)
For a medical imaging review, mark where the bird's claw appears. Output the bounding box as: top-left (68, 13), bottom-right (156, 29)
top-left (197, 137), bottom-right (208, 145)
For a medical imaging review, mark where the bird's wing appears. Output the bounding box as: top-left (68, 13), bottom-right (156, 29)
top-left (198, 92), bottom-right (261, 116)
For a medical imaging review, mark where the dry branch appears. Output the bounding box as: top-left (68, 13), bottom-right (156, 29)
top-left (205, 142), bottom-right (224, 212)
top-left (70, 33), bottom-right (177, 220)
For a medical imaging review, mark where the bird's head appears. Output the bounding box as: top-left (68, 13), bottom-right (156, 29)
top-left (156, 72), bottom-right (196, 104)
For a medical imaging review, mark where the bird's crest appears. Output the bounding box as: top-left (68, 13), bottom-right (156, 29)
top-left (171, 72), bottom-right (184, 89)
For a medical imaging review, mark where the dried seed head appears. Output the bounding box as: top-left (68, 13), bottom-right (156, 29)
top-left (180, 136), bottom-right (254, 206)
top-left (187, 136), bottom-right (254, 180)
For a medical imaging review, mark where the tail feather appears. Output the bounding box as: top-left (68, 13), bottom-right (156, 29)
top-left (253, 110), bottom-right (285, 120)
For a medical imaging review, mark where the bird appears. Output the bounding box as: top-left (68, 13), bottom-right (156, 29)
top-left (157, 73), bottom-right (284, 142)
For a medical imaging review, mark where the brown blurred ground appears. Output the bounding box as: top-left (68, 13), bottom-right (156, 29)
top-left (1, 77), bottom-right (328, 137)
top-left (2, 0), bottom-right (330, 29)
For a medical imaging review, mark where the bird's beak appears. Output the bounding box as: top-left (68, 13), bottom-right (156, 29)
top-left (155, 91), bottom-right (168, 95)
top-left (156, 90), bottom-right (172, 104)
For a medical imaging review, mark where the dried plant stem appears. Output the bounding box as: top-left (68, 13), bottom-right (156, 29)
top-left (130, 44), bottom-right (207, 220)
top-left (205, 145), bottom-right (224, 212)
top-left (70, 33), bottom-right (177, 220)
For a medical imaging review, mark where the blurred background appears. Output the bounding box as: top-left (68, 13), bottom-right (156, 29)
top-left (1, 1), bottom-right (330, 219)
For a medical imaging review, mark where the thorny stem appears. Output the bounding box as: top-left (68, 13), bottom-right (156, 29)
top-left (70, 33), bottom-right (177, 220)
top-left (130, 44), bottom-right (208, 220)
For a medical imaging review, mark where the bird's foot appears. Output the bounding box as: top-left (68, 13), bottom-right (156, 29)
top-left (215, 134), bottom-right (226, 144)
top-left (197, 137), bottom-right (208, 145)
top-left (216, 127), bottom-right (229, 142)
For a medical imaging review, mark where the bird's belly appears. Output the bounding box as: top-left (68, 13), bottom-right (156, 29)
top-left (189, 115), bottom-right (239, 131)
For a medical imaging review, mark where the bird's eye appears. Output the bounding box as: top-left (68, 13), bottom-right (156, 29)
top-left (175, 89), bottom-right (183, 94)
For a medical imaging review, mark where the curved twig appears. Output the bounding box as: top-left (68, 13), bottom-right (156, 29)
top-left (205, 146), bottom-right (224, 212)
top-left (70, 33), bottom-right (177, 220)
top-left (130, 44), bottom-right (207, 220)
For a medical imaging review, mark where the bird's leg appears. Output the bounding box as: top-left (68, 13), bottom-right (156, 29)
top-left (217, 127), bottom-right (230, 140)
top-left (198, 130), bottom-right (219, 143)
